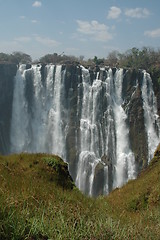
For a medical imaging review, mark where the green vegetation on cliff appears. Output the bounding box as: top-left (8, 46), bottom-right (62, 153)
top-left (0, 149), bottom-right (160, 239)
top-left (0, 52), bottom-right (32, 64)
top-left (1, 47), bottom-right (160, 72)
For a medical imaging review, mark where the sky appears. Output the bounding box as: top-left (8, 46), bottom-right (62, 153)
top-left (0, 0), bottom-right (160, 60)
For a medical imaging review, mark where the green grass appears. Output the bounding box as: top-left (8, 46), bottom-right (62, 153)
top-left (0, 148), bottom-right (160, 239)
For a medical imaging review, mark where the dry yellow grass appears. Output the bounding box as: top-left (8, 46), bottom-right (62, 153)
top-left (0, 149), bottom-right (159, 239)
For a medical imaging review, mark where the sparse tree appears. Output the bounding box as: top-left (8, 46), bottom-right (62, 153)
top-left (106, 50), bottom-right (119, 67)
top-left (0, 53), bottom-right (10, 62)
top-left (10, 52), bottom-right (32, 64)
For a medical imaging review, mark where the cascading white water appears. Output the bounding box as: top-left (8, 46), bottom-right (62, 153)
top-left (10, 64), bottom-right (66, 160)
top-left (10, 65), bottom-right (30, 153)
top-left (47, 65), bottom-right (66, 158)
top-left (76, 67), bottom-right (102, 195)
top-left (76, 67), bottom-right (136, 194)
top-left (102, 69), bottom-right (117, 194)
top-left (112, 69), bottom-right (136, 188)
top-left (10, 64), bottom-right (159, 196)
top-left (28, 64), bottom-right (47, 153)
top-left (141, 70), bottom-right (160, 161)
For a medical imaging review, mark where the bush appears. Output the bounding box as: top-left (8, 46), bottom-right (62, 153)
top-left (43, 157), bottom-right (62, 172)
top-left (43, 156), bottom-right (74, 190)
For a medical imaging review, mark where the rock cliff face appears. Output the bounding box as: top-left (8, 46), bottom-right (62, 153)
top-left (122, 69), bottom-right (148, 170)
top-left (0, 63), bottom-right (159, 196)
top-left (150, 70), bottom-right (160, 116)
top-left (0, 64), bottom-right (17, 154)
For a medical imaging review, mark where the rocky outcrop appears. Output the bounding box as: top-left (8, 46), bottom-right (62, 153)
top-left (62, 65), bottom-right (82, 179)
top-left (122, 69), bottom-right (148, 170)
top-left (150, 69), bottom-right (160, 116)
top-left (0, 64), bottom-right (17, 154)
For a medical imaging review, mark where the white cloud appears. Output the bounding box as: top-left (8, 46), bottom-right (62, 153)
top-left (19, 16), bottom-right (26, 19)
top-left (76, 20), bottom-right (112, 41)
top-left (144, 28), bottom-right (160, 38)
top-left (32, 1), bottom-right (42, 7)
top-left (107, 6), bottom-right (122, 19)
top-left (14, 36), bottom-right (31, 43)
top-left (31, 20), bottom-right (38, 23)
top-left (125, 8), bottom-right (150, 18)
top-left (34, 35), bottom-right (60, 47)
top-left (71, 33), bottom-right (87, 42)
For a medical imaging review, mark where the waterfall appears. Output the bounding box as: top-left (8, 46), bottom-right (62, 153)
top-left (47, 65), bottom-right (66, 158)
top-left (10, 64), bottom-right (30, 153)
top-left (76, 67), bottom-right (103, 195)
top-left (112, 69), bottom-right (136, 188)
top-left (11, 64), bottom-right (66, 160)
top-left (75, 67), bottom-right (136, 194)
top-left (141, 70), bottom-right (160, 161)
top-left (9, 64), bottom-right (159, 196)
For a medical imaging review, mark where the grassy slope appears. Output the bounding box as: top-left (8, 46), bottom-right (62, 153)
top-left (105, 144), bottom-right (160, 239)
top-left (0, 148), bottom-right (160, 240)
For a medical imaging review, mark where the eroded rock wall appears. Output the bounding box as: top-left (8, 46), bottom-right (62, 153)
top-left (0, 64), bottom-right (17, 154)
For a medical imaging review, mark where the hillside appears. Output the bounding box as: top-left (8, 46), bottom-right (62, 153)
top-left (105, 144), bottom-right (160, 239)
top-left (0, 150), bottom-right (160, 239)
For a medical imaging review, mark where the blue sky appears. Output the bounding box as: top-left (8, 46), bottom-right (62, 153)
top-left (0, 0), bottom-right (160, 60)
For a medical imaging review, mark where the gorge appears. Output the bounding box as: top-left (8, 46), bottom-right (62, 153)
top-left (0, 63), bottom-right (159, 196)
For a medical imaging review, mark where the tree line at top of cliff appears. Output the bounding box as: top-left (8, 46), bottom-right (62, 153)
top-left (0, 47), bottom-right (160, 72)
